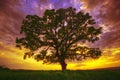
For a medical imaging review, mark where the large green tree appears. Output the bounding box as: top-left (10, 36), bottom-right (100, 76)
top-left (16, 7), bottom-right (102, 70)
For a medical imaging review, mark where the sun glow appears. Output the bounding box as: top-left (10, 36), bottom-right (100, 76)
top-left (0, 41), bottom-right (120, 70)
top-left (76, 48), bottom-right (120, 69)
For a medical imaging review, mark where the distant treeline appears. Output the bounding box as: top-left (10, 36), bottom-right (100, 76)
top-left (0, 66), bottom-right (10, 70)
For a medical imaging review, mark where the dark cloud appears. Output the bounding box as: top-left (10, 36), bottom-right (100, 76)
top-left (0, 0), bottom-right (24, 45)
top-left (82, 0), bottom-right (120, 48)
top-left (0, 0), bottom-right (120, 69)
top-left (0, 0), bottom-right (120, 48)
top-left (83, 0), bottom-right (120, 24)
top-left (0, 0), bottom-right (82, 45)
top-left (102, 0), bottom-right (120, 24)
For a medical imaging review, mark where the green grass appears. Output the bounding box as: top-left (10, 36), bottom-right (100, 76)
top-left (0, 69), bottom-right (120, 80)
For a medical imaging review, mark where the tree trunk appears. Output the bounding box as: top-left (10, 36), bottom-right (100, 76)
top-left (60, 60), bottom-right (67, 71)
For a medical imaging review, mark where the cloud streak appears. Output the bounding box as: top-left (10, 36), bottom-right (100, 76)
top-left (0, 0), bottom-right (120, 70)
top-left (81, 0), bottom-right (120, 48)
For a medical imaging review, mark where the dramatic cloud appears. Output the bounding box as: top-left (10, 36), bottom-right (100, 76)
top-left (0, 0), bottom-right (120, 70)
top-left (81, 0), bottom-right (120, 48)
top-left (0, 0), bottom-right (24, 45)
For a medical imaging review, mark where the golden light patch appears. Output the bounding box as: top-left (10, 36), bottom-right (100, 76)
top-left (80, 1), bottom-right (88, 10)
top-left (74, 47), bottom-right (120, 70)
top-left (0, 42), bottom-right (120, 70)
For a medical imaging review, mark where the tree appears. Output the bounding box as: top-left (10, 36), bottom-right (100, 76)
top-left (16, 7), bottom-right (102, 71)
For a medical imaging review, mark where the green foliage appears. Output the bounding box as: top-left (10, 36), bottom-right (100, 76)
top-left (16, 7), bottom-right (102, 70)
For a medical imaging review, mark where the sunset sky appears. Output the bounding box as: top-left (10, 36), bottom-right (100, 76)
top-left (0, 0), bottom-right (120, 70)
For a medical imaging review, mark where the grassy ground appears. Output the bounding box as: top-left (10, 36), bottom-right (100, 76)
top-left (0, 69), bottom-right (120, 80)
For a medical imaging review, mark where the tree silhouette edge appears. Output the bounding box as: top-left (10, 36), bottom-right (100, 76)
top-left (16, 7), bottom-right (102, 71)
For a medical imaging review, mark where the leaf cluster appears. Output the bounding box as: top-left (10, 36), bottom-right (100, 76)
top-left (16, 7), bottom-right (102, 63)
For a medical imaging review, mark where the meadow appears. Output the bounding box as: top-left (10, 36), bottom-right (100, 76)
top-left (0, 69), bottom-right (120, 80)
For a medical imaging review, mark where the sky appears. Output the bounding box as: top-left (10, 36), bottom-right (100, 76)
top-left (0, 0), bottom-right (120, 70)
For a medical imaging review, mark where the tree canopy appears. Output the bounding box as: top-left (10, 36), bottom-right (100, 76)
top-left (16, 7), bottom-right (102, 70)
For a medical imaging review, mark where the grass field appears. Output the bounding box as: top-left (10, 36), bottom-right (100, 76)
top-left (0, 69), bottom-right (120, 80)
